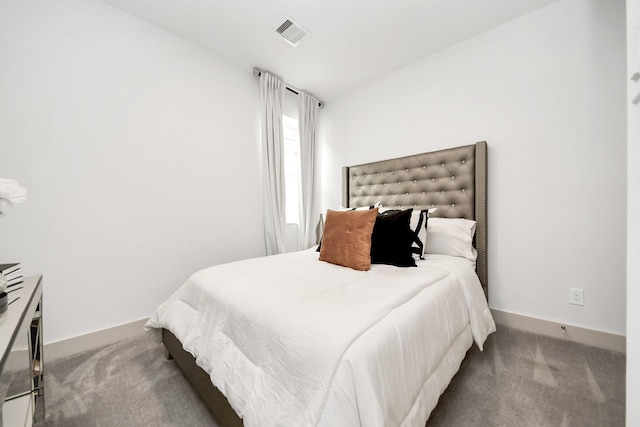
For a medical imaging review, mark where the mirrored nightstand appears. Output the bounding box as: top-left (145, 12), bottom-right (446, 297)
top-left (0, 275), bottom-right (44, 427)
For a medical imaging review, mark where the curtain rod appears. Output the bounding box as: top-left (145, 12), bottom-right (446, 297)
top-left (253, 68), bottom-right (324, 108)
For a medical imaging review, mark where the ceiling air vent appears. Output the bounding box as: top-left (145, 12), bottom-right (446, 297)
top-left (275, 18), bottom-right (309, 47)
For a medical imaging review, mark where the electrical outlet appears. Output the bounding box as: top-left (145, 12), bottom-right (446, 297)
top-left (570, 288), bottom-right (584, 306)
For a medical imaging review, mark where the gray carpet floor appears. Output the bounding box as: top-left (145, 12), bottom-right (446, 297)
top-left (32, 326), bottom-right (624, 426)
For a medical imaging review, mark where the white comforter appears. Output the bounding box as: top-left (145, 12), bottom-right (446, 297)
top-left (146, 249), bottom-right (495, 427)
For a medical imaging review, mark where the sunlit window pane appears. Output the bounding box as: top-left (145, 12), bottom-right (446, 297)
top-left (283, 115), bottom-right (300, 224)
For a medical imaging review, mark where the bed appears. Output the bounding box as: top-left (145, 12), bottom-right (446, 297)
top-left (147, 141), bottom-right (494, 427)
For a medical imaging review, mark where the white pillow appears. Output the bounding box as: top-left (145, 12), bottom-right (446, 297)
top-left (338, 202), bottom-right (381, 211)
top-left (379, 206), bottom-right (437, 215)
top-left (424, 217), bottom-right (477, 262)
top-left (412, 211), bottom-right (427, 250)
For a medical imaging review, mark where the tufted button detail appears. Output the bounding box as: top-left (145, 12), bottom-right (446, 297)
top-left (390, 170), bottom-right (394, 174)
top-left (462, 189), bottom-right (465, 192)
top-left (406, 169), bottom-right (409, 172)
top-left (451, 204), bottom-right (455, 207)
top-left (432, 204), bottom-right (435, 207)
top-left (452, 176), bottom-right (455, 179)
top-left (441, 190), bottom-right (445, 194)
top-left (414, 180), bottom-right (417, 183)
top-left (432, 178), bottom-right (435, 182)
top-left (462, 160), bottom-right (465, 163)
top-left (441, 163), bottom-right (445, 167)
top-left (398, 182), bottom-right (401, 185)
top-left (423, 165), bottom-right (426, 169)
top-left (406, 193), bottom-right (409, 196)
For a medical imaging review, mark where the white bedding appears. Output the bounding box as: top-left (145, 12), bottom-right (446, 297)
top-left (146, 249), bottom-right (495, 427)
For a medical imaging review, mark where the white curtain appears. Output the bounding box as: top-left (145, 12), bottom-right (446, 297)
top-left (297, 92), bottom-right (320, 250)
top-left (260, 72), bottom-right (286, 255)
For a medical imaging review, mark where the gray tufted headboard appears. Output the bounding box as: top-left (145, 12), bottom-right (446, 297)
top-left (342, 141), bottom-right (488, 295)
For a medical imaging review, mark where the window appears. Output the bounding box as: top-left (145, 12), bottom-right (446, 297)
top-left (283, 115), bottom-right (301, 224)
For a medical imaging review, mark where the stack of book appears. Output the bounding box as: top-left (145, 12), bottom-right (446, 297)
top-left (1, 263), bottom-right (23, 288)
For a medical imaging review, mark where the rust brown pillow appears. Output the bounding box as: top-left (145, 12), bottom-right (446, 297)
top-left (319, 208), bottom-right (378, 271)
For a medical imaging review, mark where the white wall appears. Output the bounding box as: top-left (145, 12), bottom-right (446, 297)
top-left (627, 0), bottom-right (639, 423)
top-left (319, 0), bottom-right (627, 334)
top-left (0, 0), bottom-right (265, 343)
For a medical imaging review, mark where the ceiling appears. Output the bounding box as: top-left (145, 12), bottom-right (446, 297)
top-left (100, 0), bottom-right (557, 102)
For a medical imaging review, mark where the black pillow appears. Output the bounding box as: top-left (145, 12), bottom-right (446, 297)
top-left (370, 209), bottom-right (416, 267)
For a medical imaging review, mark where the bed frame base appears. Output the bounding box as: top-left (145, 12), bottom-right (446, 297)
top-left (162, 328), bottom-right (243, 426)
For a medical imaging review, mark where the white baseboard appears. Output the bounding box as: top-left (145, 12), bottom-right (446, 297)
top-left (30, 312), bottom-right (628, 363)
top-left (4, 319), bottom-right (150, 371)
top-left (491, 309), bottom-right (626, 354)
top-left (45, 318), bottom-right (150, 361)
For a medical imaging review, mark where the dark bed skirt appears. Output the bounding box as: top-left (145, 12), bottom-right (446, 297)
top-left (162, 328), bottom-right (243, 427)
